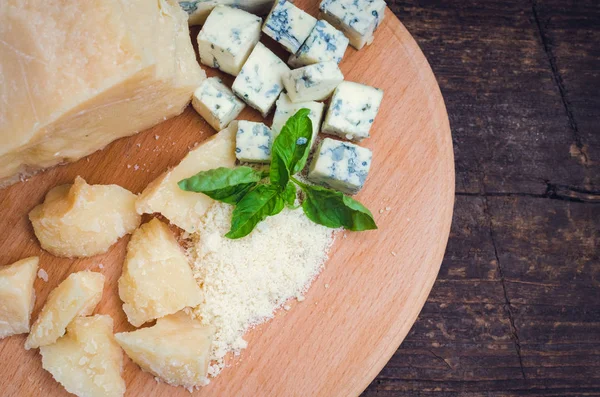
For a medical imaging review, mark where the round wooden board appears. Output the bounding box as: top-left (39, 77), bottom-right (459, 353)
top-left (0, 4), bottom-right (453, 397)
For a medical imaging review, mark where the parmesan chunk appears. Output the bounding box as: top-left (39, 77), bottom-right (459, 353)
top-left (25, 271), bottom-right (104, 350)
top-left (40, 315), bottom-right (126, 397)
top-left (0, 257), bottom-right (39, 339)
top-left (29, 176), bottom-right (141, 258)
top-left (118, 219), bottom-right (203, 327)
top-left (115, 312), bottom-right (213, 390)
top-left (136, 123), bottom-right (237, 233)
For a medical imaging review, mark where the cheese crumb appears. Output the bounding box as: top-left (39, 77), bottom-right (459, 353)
top-left (98, 263), bottom-right (104, 269)
top-left (37, 268), bottom-right (49, 282)
top-left (379, 209), bottom-right (384, 214)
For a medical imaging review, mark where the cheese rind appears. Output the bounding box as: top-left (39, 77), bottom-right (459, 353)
top-left (236, 121), bottom-right (274, 163)
top-left (322, 81), bottom-right (383, 141)
top-left (282, 61), bottom-right (344, 103)
top-left (40, 315), bottom-right (126, 397)
top-left (0, 257), bottom-right (39, 339)
top-left (25, 271), bottom-right (105, 350)
top-left (197, 6), bottom-right (262, 76)
top-left (262, 0), bottom-right (317, 54)
top-left (307, 138), bottom-right (372, 194)
top-left (318, 0), bottom-right (386, 49)
top-left (136, 123), bottom-right (237, 233)
top-left (232, 43), bottom-right (290, 116)
top-left (288, 20), bottom-right (349, 67)
top-left (271, 94), bottom-right (324, 148)
top-left (192, 78), bottom-right (246, 131)
top-left (118, 219), bottom-right (203, 327)
top-left (115, 312), bottom-right (214, 389)
top-left (180, 0), bottom-right (275, 25)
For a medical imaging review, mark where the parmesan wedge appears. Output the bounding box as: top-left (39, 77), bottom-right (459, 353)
top-left (0, 257), bottom-right (39, 339)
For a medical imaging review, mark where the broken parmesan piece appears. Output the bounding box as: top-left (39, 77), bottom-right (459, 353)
top-left (115, 311), bottom-right (213, 389)
top-left (40, 315), bottom-right (126, 397)
top-left (25, 271), bottom-right (104, 350)
top-left (0, 257), bottom-right (39, 339)
top-left (118, 219), bottom-right (203, 327)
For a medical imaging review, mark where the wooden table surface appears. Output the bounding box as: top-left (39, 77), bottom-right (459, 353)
top-left (364, 1), bottom-right (600, 396)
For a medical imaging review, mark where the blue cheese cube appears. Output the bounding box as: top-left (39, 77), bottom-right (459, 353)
top-left (308, 138), bottom-right (372, 194)
top-left (322, 81), bottom-right (383, 141)
top-left (271, 94), bottom-right (324, 147)
top-left (262, 0), bottom-right (317, 54)
top-left (288, 20), bottom-right (349, 67)
top-left (191, 77), bottom-right (245, 131)
top-left (197, 6), bottom-right (262, 76)
top-left (282, 61), bottom-right (344, 103)
top-left (232, 42), bottom-right (290, 116)
top-left (236, 121), bottom-right (274, 163)
top-left (318, 0), bottom-right (386, 50)
top-left (181, 0), bottom-right (276, 26)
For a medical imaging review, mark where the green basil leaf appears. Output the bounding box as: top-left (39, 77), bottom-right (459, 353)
top-left (225, 184), bottom-right (286, 239)
top-left (283, 183), bottom-right (297, 207)
top-left (178, 166), bottom-right (263, 204)
top-left (269, 150), bottom-right (290, 190)
top-left (299, 184), bottom-right (377, 231)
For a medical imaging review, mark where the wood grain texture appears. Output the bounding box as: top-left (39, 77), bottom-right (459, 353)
top-left (0, 3), bottom-right (454, 397)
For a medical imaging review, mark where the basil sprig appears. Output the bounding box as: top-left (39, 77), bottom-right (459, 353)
top-left (179, 110), bottom-right (377, 239)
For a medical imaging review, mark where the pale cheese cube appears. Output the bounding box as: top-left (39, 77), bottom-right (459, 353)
top-left (40, 315), bottom-right (125, 397)
top-left (136, 123), bottom-right (237, 233)
top-left (307, 138), bottom-right (372, 194)
top-left (29, 176), bottom-right (141, 258)
top-left (262, 0), bottom-right (317, 53)
top-left (282, 61), bottom-right (344, 103)
top-left (232, 43), bottom-right (290, 116)
top-left (118, 218), bottom-right (203, 327)
top-left (272, 94), bottom-right (324, 147)
top-left (236, 121), bottom-right (274, 163)
top-left (181, 0), bottom-right (276, 26)
top-left (115, 312), bottom-right (214, 389)
top-left (288, 20), bottom-right (349, 67)
top-left (197, 6), bottom-right (262, 76)
top-left (0, 257), bottom-right (38, 339)
top-left (192, 77), bottom-right (246, 131)
top-left (322, 81), bottom-right (383, 141)
top-left (25, 271), bottom-right (104, 350)
top-left (318, 0), bottom-right (386, 49)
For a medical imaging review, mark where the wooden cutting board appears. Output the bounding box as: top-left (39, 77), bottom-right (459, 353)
top-left (0, 3), bottom-right (454, 397)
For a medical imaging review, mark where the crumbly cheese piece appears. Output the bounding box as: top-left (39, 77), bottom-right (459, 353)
top-left (25, 271), bottom-right (104, 350)
top-left (180, 0), bottom-right (275, 26)
top-left (308, 138), bottom-right (372, 194)
top-left (118, 219), bottom-right (203, 327)
top-left (40, 315), bottom-right (125, 397)
top-left (236, 121), bottom-right (274, 163)
top-left (0, 257), bottom-right (38, 339)
top-left (322, 81), bottom-right (384, 141)
top-left (282, 61), bottom-right (344, 103)
top-left (318, 0), bottom-right (386, 49)
top-left (232, 43), bottom-right (290, 116)
top-left (136, 123), bottom-right (237, 233)
top-left (197, 6), bottom-right (262, 76)
top-left (262, 0), bottom-right (317, 54)
top-left (115, 312), bottom-right (214, 389)
top-left (29, 176), bottom-right (141, 258)
top-left (192, 78), bottom-right (246, 131)
top-left (271, 94), bottom-right (324, 148)
top-left (288, 20), bottom-right (349, 67)
top-left (0, 0), bottom-right (205, 187)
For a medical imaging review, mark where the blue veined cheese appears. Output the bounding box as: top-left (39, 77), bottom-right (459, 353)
top-left (318, 0), bottom-right (386, 50)
top-left (236, 121), bottom-right (274, 163)
top-left (262, 0), bottom-right (317, 54)
top-left (307, 138), bottom-right (372, 194)
top-left (197, 6), bottom-right (262, 76)
top-left (282, 61), bottom-right (344, 103)
top-left (180, 0), bottom-right (275, 26)
top-left (288, 20), bottom-right (349, 68)
top-left (232, 42), bottom-right (290, 116)
top-left (271, 94), bottom-right (324, 147)
top-left (322, 81), bottom-right (383, 141)
top-left (192, 77), bottom-right (245, 131)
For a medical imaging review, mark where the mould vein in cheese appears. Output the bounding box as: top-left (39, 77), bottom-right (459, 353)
top-left (262, 0), bottom-right (318, 54)
top-left (282, 61), bottom-right (344, 103)
top-left (0, 257), bottom-right (39, 339)
top-left (288, 20), bottom-right (349, 67)
top-left (271, 94), bottom-right (324, 148)
top-left (192, 77), bottom-right (245, 131)
top-left (236, 121), bottom-right (274, 163)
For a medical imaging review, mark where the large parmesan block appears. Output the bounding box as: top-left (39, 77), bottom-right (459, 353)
top-left (0, 0), bottom-right (205, 187)
top-left (0, 257), bottom-right (39, 339)
top-left (25, 271), bottom-right (104, 350)
top-left (136, 123), bottom-right (237, 233)
top-left (41, 315), bottom-right (126, 397)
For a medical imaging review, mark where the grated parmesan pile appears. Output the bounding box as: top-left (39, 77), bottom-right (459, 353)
top-left (187, 202), bottom-right (334, 377)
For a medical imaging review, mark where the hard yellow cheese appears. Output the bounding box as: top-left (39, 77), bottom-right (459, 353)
top-left (0, 257), bottom-right (39, 339)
